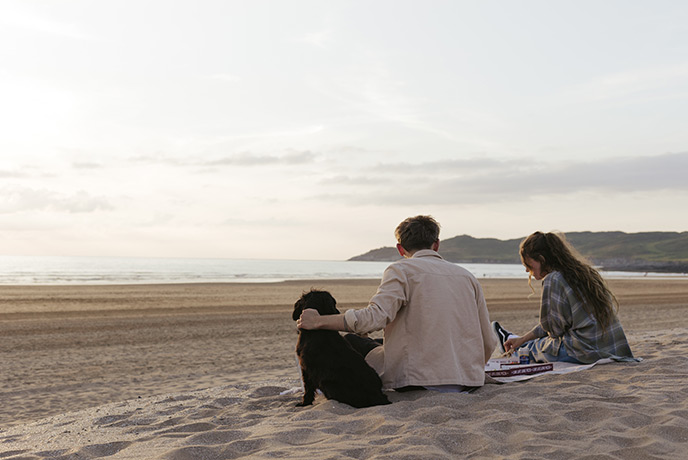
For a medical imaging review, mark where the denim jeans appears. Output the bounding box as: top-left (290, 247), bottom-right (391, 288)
top-left (520, 337), bottom-right (583, 364)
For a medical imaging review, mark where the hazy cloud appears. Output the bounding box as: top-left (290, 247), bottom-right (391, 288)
top-left (221, 217), bottom-right (299, 227)
top-left (1, 9), bottom-right (92, 40)
top-left (0, 170), bottom-right (26, 178)
top-left (0, 187), bottom-right (114, 214)
top-left (72, 162), bottom-right (103, 170)
top-left (370, 157), bottom-right (528, 175)
top-left (566, 65), bottom-right (688, 103)
top-left (60, 191), bottom-right (115, 213)
top-left (294, 30), bottom-right (332, 49)
top-left (203, 151), bottom-right (317, 166)
top-left (316, 152), bottom-right (688, 205)
top-left (128, 155), bottom-right (185, 166)
top-left (206, 73), bottom-right (241, 83)
top-left (325, 175), bottom-right (397, 186)
top-left (129, 151), bottom-right (317, 168)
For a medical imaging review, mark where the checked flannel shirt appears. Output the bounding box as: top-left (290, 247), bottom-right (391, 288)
top-left (528, 271), bottom-right (636, 363)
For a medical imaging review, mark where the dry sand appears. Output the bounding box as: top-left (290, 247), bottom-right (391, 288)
top-left (1, 278), bottom-right (687, 459)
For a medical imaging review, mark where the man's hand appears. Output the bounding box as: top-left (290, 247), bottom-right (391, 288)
top-left (297, 308), bottom-right (321, 330)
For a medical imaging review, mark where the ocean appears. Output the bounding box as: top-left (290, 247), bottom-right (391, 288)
top-left (0, 255), bottom-right (683, 286)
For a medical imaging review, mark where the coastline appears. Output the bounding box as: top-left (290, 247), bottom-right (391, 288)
top-left (2, 278), bottom-right (687, 459)
top-left (1, 254), bottom-right (685, 287)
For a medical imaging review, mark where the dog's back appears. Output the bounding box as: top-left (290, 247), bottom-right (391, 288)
top-left (293, 290), bottom-right (390, 408)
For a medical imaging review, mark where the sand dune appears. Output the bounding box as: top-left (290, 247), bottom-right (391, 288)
top-left (1, 279), bottom-right (687, 459)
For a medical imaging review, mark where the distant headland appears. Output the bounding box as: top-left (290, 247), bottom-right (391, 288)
top-left (349, 231), bottom-right (688, 274)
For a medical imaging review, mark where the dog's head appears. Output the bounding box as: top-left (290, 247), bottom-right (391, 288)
top-left (292, 289), bottom-right (340, 321)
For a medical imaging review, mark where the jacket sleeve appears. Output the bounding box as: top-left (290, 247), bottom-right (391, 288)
top-left (475, 281), bottom-right (498, 362)
top-left (344, 263), bottom-right (407, 334)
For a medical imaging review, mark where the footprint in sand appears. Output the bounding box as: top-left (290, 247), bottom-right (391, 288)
top-left (564, 405), bottom-right (615, 422)
top-left (163, 439), bottom-right (265, 460)
top-left (35, 449), bottom-right (70, 457)
top-left (209, 397), bottom-right (243, 407)
top-left (77, 441), bottom-right (132, 457)
top-left (248, 386), bottom-right (288, 398)
top-left (94, 414), bottom-right (131, 426)
top-left (182, 429), bottom-right (249, 445)
top-left (157, 422), bottom-right (218, 438)
top-left (0, 450), bottom-right (30, 458)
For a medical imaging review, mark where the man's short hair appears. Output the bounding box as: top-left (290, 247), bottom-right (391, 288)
top-left (394, 215), bottom-right (440, 252)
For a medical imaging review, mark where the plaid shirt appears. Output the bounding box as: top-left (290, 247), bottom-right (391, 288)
top-left (528, 271), bottom-right (635, 363)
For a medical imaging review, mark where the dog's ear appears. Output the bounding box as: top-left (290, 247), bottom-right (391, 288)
top-left (292, 297), bottom-right (305, 321)
top-left (328, 292), bottom-right (340, 314)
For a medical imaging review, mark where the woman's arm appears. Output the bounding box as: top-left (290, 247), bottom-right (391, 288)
top-left (503, 330), bottom-right (536, 354)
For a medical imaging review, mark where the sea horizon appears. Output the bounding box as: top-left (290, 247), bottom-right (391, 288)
top-left (0, 254), bottom-right (685, 286)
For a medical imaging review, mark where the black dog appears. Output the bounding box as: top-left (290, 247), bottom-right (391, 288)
top-left (292, 290), bottom-right (391, 408)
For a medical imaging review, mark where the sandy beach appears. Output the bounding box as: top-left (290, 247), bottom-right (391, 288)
top-left (1, 278), bottom-right (687, 459)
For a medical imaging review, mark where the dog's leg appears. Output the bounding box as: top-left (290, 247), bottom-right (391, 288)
top-left (297, 368), bottom-right (316, 406)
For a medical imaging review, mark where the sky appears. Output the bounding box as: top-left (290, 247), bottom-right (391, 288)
top-left (1, 0), bottom-right (687, 260)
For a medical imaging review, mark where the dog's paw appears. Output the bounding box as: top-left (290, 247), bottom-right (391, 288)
top-left (295, 401), bottom-right (313, 407)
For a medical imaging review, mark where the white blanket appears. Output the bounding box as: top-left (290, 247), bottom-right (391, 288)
top-left (281, 357), bottom-right (630, 395)
top-left (486, 358), bottom-right (615, 383)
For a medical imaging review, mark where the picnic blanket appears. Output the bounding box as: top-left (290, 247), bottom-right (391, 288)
top-left (281, 356), bottom-right (639, 395)
top-left (486, 358), bottom-right (618, 383)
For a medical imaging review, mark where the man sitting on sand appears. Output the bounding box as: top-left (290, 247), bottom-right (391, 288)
top-left (297, 215), bottom-right (497, 392)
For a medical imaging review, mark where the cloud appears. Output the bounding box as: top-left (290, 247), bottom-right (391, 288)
top-left (0, 187), bottom-right (114, 214)
top-left (542, 153), bottom-right (688, 193)
top-left (325, 175), bottom-right (397, 186)
top-left (72, 162), bottom-right (103, 170)
top-left (206, 73), bottom-right (241, 83)
top-left (313, 152), bottom-right (688, 205)
top-left (61, 191), bottom-right (115, 213)
top-left (204, 151), bottom-right (317, 166)
top-left (370, 157), bottom-right (527, 175)
top-left (1, 9), bottom-right (91, 40)
top-left (129, 151), bottom-right (318, 168)
top-left (294, 30), bottom-right (332, 49)
top-left (0, 170), bottom-right (26, 178)
top-left (221, 217), bottom-right (299, 227)
top-left (128, 155), bottom-right (186, 167)
top-left (563, 64), bottom-right (688, 103)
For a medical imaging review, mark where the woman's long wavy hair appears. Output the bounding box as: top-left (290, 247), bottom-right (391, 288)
top-left (520, 231), bottom-right (618, 329)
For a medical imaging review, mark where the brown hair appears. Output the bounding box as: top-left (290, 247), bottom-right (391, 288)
top-left (394, 215), bottom-right (440, 252)
top-left (519, 231), bottom-right (618, 329)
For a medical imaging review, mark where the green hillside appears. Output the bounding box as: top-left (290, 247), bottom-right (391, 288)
top-left (349, 231), bottom-right (688, 273)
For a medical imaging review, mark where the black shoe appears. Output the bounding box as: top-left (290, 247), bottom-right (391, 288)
top-left (492, 321), bottom-right (512, 353)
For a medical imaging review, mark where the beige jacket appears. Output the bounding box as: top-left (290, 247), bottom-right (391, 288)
top-left (344, 250), bottom-right (497, 389)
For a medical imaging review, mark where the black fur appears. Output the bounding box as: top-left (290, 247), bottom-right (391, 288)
top-left (292, 290), bottom-right (391, 408)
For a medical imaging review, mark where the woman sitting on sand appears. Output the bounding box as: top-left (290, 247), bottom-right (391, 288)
top-left (492, 231), bottom-right (636, 364)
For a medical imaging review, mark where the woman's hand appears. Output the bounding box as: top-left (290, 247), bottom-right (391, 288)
top-left (503, 336), bottom-right (527, 354)
top-left (296, 308), bottom-right (321, 330)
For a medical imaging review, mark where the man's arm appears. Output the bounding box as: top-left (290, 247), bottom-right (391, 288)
top-left (475, 282), bottom-right (499, 363)
top-left (298, 264), bottom-right (405, 334)
top-left (297, 308), bottom-right (348, 331)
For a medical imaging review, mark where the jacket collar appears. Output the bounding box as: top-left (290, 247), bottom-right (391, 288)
top-left (411, 249), bottom-right (443, 259)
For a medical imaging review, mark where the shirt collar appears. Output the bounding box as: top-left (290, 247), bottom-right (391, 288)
top-left (411, 249), bottom-right (443, 259)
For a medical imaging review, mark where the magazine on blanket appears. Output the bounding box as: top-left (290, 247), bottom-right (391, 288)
top-left (485, 357), bottom-right (554, 377)
top-left (485, 363), bottom-right (553, 377)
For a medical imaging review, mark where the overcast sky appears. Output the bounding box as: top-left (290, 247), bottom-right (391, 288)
top-left (1, 0), bottom-right (687, 260)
